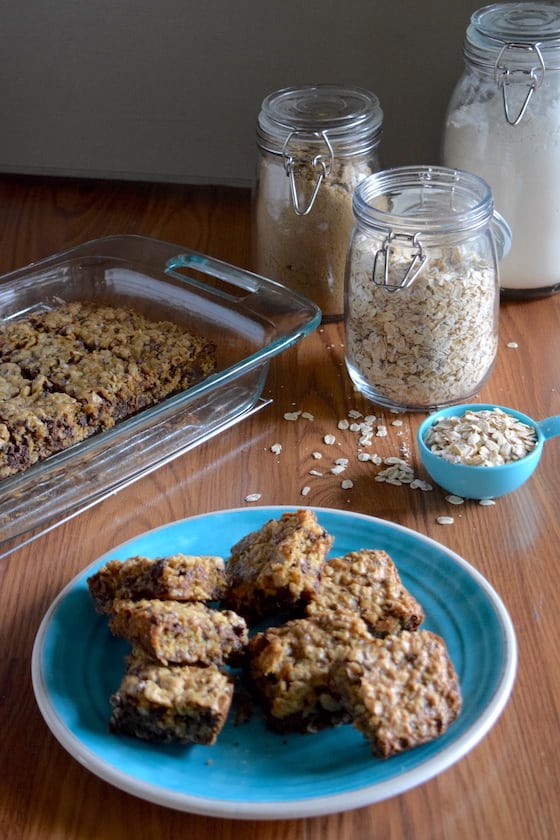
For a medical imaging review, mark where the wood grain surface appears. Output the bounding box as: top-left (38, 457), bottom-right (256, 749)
top-left (0, 174), bottom-right (558, 840)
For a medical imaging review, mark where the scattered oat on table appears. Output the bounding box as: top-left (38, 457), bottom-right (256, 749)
top-left (445, 494), bottom-right (465, 505)
top-left (276, 403), bottom-right (505, 512)
top-left (245, 493), bottom-right (262, 503)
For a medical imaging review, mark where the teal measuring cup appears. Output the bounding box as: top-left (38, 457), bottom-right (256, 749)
top-left (417, 404), bottom-right (560, 500)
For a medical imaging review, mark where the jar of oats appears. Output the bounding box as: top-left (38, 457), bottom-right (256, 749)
top-left (253, 84), bottom-right (383, 321)
top-left (345, 166), bottom-right (511, 411)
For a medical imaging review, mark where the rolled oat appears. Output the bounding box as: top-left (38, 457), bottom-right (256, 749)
top-left (346, 245), bottom-right (498, 409)
top-left (424, 407), bottom-right (537, 466)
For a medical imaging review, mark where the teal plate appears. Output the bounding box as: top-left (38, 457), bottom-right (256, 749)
top-left (31, 506), bottom-right (517, 819)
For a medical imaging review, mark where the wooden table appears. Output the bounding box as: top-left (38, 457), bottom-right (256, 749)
top-left (1, 175), bottom-right (559, 840)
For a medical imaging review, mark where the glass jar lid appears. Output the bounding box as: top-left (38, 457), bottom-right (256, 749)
top-left (353, 166), bottom-right (496, 239)
top-left (256, 84), bottom-right (383, 156)
top-left (352, 166), bottom-right (511, 290)
top-left (465, 2), bottom-right (560, 69)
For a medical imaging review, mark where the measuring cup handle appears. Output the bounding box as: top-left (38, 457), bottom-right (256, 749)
top-left (538, 415), bottom-right (560, 441)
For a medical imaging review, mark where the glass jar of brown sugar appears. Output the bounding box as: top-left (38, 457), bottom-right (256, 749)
top-left (253, 84), bottom-right (383, 321)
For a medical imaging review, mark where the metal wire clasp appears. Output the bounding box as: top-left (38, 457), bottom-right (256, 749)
top-left (282, 130), bottom-right (334, 216)
top-left (495, 42), bottom-right (546, 126)
top-left (372, 232), bottom-right (427, 291)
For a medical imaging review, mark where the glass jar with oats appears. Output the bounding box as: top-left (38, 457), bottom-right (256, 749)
top-left (345, 166), bottom-right (511, 411)
top-left (253, 84), bottom-right (383, 321)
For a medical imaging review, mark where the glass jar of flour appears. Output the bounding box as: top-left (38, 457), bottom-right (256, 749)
top-left (253, 84), bottom-right (383, 320)
top-left (345, 166), bottom-right (511, 411)
top-left (442, 2), bottom-right (560, 297)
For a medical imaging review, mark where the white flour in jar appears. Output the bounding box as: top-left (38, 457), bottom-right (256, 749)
top-left (443, 85), bottom-right (560, 292)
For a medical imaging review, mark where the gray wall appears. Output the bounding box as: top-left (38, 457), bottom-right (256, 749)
top-left (0, 1), bottom-right (483, 186)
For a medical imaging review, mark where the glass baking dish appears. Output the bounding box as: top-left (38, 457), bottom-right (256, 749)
top-left (0, 234), bottom-right (321, 557)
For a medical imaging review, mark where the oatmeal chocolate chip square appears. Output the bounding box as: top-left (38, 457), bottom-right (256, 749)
top-left (109, 656), bottom-right (234, 745)
top-left (223, 509), bottom-right (333, 623)
top-left (87, 554), bottom-right (227, 614)
top-left (306, 549), bottom-right (424, 636)
top-left (247, 610), bottom-right (374, 734)
top-left (0, 301), bottom-right (217, 479)
top-left (331, 630), bottom-right (462, 758)
top-left (109, 599), bottom-right (248, 666)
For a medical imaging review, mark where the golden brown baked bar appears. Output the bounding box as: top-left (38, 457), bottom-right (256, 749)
top-left (109, 599), bottom-right (248, 666)
top-left (0, 300), bottom-right (217, 479)
top-left (247, 610), bottom-right (374, 733)
top-left (87, 554), bottom-right (228, 614)
top-left (46, 350), bottom-right (147, 429)
top-left (330, 630), bottom-right (462, 757)
top-left (224, 509), bottom-right (333, 623)
top-left (306, 549), bottom-right (424, 636)
top-left (116, 320), bottom-right (216, 399)
top-left (6, 331), bottom-right (85, 378)
top-left (109, 652), bottom-right (234, 744)
top-left (7, 330), bottom-right (146, 429)
top-left (0, 377), bottom-right (89, 478)
top-left (0, 319), bottom-right (37, 356)
top-left (0, 399), bottom-right (47, 477)
top-left (0, 362), bottom-right (33, 400)
top-left (27, 301), bottom-right (215, 400)
top-left (27, 300), bottom-right (149, 344)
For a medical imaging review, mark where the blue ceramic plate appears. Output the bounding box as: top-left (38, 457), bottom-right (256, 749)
top-left (31, 506), bottom-right (517, 819)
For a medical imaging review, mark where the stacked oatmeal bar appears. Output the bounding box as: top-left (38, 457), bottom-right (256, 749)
top-left (88, 553), bottom-right (245, 745)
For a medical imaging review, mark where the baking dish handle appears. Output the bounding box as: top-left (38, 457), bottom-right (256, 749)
top-left (165, 253), bottom-right (263, 302)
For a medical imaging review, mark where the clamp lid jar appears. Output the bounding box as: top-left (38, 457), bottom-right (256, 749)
top-left (344, 166), bottom-right (511, 412)
top-left (253, 84), bottom-right (383, 321)
top-left (442, 2), bottom-right (560, 297)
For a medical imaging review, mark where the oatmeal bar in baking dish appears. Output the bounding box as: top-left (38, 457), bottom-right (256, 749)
top-left (109, 599), bottom-right (248, 666)
top-left (87, 554), bottom-right (227, 614)
top-left (26, 301), bottom-right (216, 400)
top-left (0, 301), bottom-right (217, 478)
top-left (306, 549), bottom-right (424, 636)
top-left (223, 509), bottom-right (333, 623)
top-left (0, 363), bottom-right (90, 479)
top-left (330, 630), bottom-right (462, 757)
top-left (109, 651), bottom-right (234, 744)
